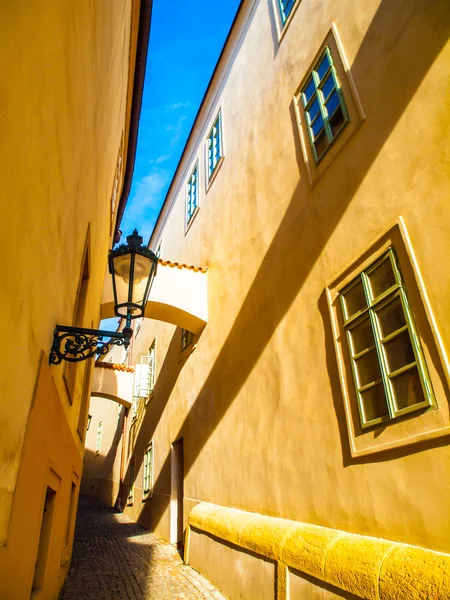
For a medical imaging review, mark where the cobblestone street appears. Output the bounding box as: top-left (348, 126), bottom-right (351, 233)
top-left (61, 496), bottom-right (227, 600)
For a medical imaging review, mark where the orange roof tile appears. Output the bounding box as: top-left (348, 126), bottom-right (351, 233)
top-left (95, 361), bottom-right (134, 373)
top-left (158, 258), bottom-right (208, 273)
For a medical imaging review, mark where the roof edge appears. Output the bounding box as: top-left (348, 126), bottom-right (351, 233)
top-left (115, 0), bottom-right (153, 240)
top-left (148, 0), bottom-right (246, 248)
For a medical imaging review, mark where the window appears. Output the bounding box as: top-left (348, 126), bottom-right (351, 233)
top-left (186, 163), bottom-right (199, 226)
top-left (127, 459), bottom-right (135, 505)
top-left (340, 249), bottom-right (433, 428)
top-left (133, 342), bottom-right (156, 413)
top-left (278, 0), bottom-right (297, 24)
top-left (143, 442), bottom-right (153, 499)
top-left (207, 111), bottom-right (223, 180)
top-left (95, 421), bottom-right (102, 455)
top-left (300, 47), bottom-right (349, 162)
top-left (181, 329), bottom-right (193, 352)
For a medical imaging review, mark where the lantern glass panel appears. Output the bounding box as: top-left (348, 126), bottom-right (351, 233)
top-left (112, 254), bottom-right (132, 307)
top-left (132, 253), bottom-right (153, 306)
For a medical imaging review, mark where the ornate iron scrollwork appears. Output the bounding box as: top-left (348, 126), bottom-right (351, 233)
top-left (49, 325), bottom-right (131, 365)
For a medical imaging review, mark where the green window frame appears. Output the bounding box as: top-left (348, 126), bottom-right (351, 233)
top-left (300, 47), bottom-right (349, 163)
top-left (186, 163), bottom-right (199, 226)
top-left (181, 328), bottom-right (193, 351)
top-left (339, 249), bottom-right (433, 429)
top-left (143, 442), bottom-right (153, 497)
top-left (278, 0), bottom-right (297, 24)
top-left (207, 111), bottom-right (223, 179)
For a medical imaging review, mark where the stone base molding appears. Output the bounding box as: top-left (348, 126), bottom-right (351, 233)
top-left (186, 502), bottom-right (450, 600)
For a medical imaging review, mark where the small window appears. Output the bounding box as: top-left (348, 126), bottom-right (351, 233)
top-left (143, 442), bottom-right (153, 499)
top-left (207, 111), bottom-right (223, 180)
top-left (300, 47), bottom-right (349, 162)
top-left (186, 163), bottom-right (199, 227)
top-left (127, 459), bottom-right (135, 505)
top-left (95, 421), bottom-right (102, 455)
top-left (339, 249), bottom-right (433, 428)
top-left (278, 0), bottom-right (297, 24)
top-left (181, 329), bottom-right (193, 352)
top-left (133, 342), bottom-right (156, 413)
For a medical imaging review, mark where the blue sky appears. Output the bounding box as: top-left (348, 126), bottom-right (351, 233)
top-left (120, 0), bottom-right (242, 245)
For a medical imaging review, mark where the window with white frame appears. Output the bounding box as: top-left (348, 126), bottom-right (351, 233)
top-left (207, 111), bottom-right (223, 180)
top-left (186, 163), bottom-right (199, 226)
top-left (143, 442), bottom-right (153, 499)
top-left (133, 342), bottom-right (156, 413)
top-left (95, 421), bottom-right (102, 455)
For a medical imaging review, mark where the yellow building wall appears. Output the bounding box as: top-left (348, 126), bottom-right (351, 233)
top-left (0, 0), bottom-right (141, 597)
top-left (81, 395), bottom-right (125, 507)
top-left (89, 0), bottom-right (450, 597)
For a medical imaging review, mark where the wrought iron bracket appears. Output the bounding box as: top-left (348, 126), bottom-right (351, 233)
top-left (49, 325), bottom-right (132, 365)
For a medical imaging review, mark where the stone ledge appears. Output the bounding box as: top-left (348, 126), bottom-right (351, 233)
top-left (187, 502), bottom-right (450, 600)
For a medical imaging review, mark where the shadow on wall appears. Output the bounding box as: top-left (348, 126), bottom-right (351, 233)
top-left (120, 327), bottom-right (195, 530)
top-left (112, 0), bottom-right (449, 536)
top-left (81, 408), bottom-right (124, 507)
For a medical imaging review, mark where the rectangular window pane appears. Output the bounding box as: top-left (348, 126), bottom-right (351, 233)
top-left (375, 297), bottom-right (406, 338)
top-left (306, 98), bottom-right (321, 122)
top-left (355, 349), bottom-right (382, 387)
top-left (321, 74), bottom-right (335, 100)
top-left (325, 90), bottom-right (340, 117)
top-left (383, 330), bottom-right (415, 373)
top-left (328, 105), bottom-right (345, 138)
top-left (360, 384), bottom-right (389, 422)
top-left (302, 78), bottom-right (316, 104)
top-left (342, 278), bottom-right (367, 319)
top-left (316, 52), bottom-right (331, 80)
top-left (349, 318), bottom-right (375, 355)
top-left (367, 258), bottom-right (397, 300)
top-left (314, 130), bottom-right (328, 157)
top-left (391, 367), bottom-right (425, 410)
top-left (311, 115), bottom-right (325, 137)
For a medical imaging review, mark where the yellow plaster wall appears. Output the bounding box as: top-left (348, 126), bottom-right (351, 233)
top-left (81, 396), bottom-right (124, 507)
top-left (121, 0), bottom-right (450, 559)
top-left (87, 0), bottom-right (450, 596)
top-left (0, 0), bottom-right (140, 596)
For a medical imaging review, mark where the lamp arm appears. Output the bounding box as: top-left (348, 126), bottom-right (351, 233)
top-left (49, 325), bottom-right (132, 365)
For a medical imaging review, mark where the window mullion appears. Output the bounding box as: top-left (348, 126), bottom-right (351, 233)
top-left (313, 70), bottom-right (332, 143)
top-left (398, 289), bottom-right (434, 405)
top-left (361, 272), bottom-right (395, 419)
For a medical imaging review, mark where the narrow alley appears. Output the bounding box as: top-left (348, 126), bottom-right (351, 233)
top-left (60, 497), bottom-right (227, 600)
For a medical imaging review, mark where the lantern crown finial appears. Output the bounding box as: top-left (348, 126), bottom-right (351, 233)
top-left (126, 229), bottom-right (143, 248)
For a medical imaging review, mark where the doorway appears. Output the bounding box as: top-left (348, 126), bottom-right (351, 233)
top-left (32, 486), bottom-right (57, 594)
top-left (170, 438), bottom-right (184, 555)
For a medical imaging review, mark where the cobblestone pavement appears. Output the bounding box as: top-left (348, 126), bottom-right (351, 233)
top-left (60, 496), bottom-right (227, 600)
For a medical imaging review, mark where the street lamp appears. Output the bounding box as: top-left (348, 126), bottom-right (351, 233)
top-left (49, 230), bottom-right (158, 365)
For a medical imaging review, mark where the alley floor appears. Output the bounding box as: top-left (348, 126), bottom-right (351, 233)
top-left (60, 496), bottom-right (227, 600)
